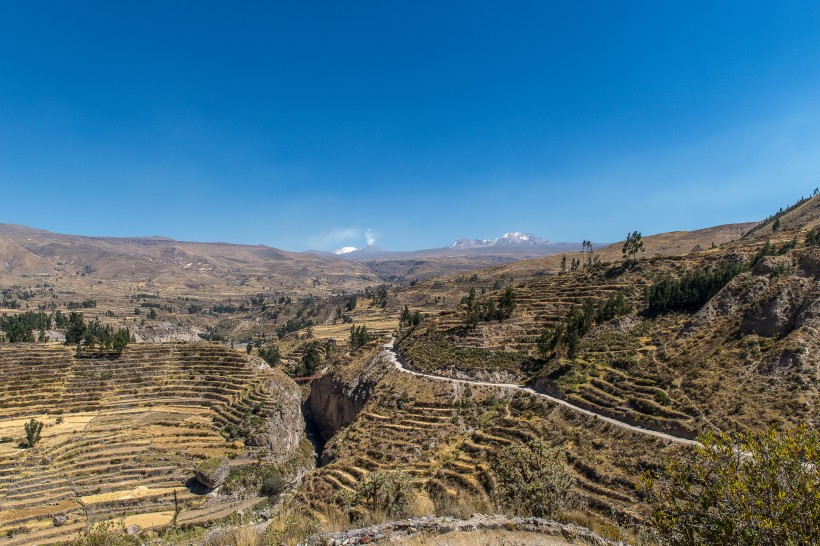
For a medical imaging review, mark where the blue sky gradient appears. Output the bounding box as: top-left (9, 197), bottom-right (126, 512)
top-left (1, 2), bottom-right (820, 250)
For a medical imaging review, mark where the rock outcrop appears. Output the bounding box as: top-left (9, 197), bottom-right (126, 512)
top-left (195, 458), bottom-right (230, 489)
top-left (246, 366), bottom-right (306, 462)
top-left (302, 514), bottom-right (626, 545)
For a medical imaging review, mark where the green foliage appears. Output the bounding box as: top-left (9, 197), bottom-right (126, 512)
top-left (258, 344), bottom-right (281, 366)
top-left (355, 470), bottom-right (415, 519)
top-left (65, 313), bottom-right (130, 353)
top-left (640, 426), bottom-right (820, 546)
top-left (222, 463), bottom-right (286, 498)
top-left (349, 324), bottom-right (372, 349)
top-left (399, 305), bottom-right (424, 328)
top-left (622, 230), bottom-right (645, 262)
top-left (298, 342), bottom-right (322, 376)
top-left (595, 292), bottom-right (632, 323)
top-left (0, 311), bottom-right (50, 342)
top-left (24, 418), bottom-right (43, 447)
top-left (66, 299), bottom-right (97, 309)
top-left (807, 227), bottom-right (820, 246)
top-left (538, 293), bottom-right (631, 358)
top-left (260, 471), bottom-right (286, 497)
top-left (368, 285), bottom-right (389, 308)
top-left (751, 239), bottom-right (797, 267)
top-left (64, 312), bottom-right (87, 344)
top-left (276, 317), bottom-right (313, 337)
top-left (197, 456), bottom-right (227, 474)
top-left (404, 328), bottom-right (527, 372)
top-left (492, 439), bottom-right (576, 518)
top-left (70, 521), bottom-right (139, 546)
top-left (463, 286), bottom-right (516, 327)
top-left (644, 261), bottom-right (747, 313)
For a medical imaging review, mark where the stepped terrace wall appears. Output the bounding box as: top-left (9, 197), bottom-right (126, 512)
top-left (0, 342), bottom-right (304, 545)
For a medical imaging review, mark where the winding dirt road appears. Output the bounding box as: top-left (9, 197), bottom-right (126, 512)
top-left (382, 340), bottom-right (699, 446)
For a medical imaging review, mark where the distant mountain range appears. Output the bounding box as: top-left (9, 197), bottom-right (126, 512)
top-left (330, 232), bottom-right (607, 261)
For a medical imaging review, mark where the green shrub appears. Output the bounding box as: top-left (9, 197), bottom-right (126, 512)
top-left (70, 521), bottom-right (139, 546)
top-left (24, 418), bottom-right (43, 447)
top-left (355, 470), bottom-right (415, 520)
top-left (258, 344), bottom-right (281, 366)
top-left (640, 426), bottom-right (820, 545)
top-left (492, 439), bottom-right (576, 518)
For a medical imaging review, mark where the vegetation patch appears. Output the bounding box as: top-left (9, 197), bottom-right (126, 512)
top-left (402, 328), bottom-right (527, 373)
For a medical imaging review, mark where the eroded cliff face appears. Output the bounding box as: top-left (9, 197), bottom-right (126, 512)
top-left (305, 349), bottom-right (392, 462)
top-left (246, 363), bottom-right (306, 463)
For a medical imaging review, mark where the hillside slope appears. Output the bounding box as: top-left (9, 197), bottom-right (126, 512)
top-left (0, 343), bottom-right (307, 545)
top-left (393, 197), bottom-right (819, 436)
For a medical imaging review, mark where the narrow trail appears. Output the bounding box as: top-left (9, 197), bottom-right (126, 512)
top-left (381, 339), bottom-right (699, 446)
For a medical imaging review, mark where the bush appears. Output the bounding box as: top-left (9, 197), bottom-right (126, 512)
top-left (24, 418), bottom-right (43, 447)
top-left (807, 227), bottom-right (820, 246)
top-left (640, 426), bottom-right (820, 545)
top-left (260, 471), bottom-right (286, 497)
top-left (349, 325), bottom-right (372, 349)
top-left (492, 439), bottom-right (576, 518)
top-left (70, 521), bottom-right (138, 546)
top-left (355, 470), bottom-right (415, 520)
top-left (258, 344), bottom-right (281, 366)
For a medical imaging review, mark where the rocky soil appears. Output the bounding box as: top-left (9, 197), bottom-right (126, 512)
top-left (302, 514), bottom-right (625, 545)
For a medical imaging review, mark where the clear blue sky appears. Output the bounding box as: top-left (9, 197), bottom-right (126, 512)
top-left (2, 2), bottom-right (820, 251)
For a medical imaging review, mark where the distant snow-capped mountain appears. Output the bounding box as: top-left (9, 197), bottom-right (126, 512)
top-left (449, 232), bottom-right (552, 249)
top-left (328, 233), bottom-right (606, 262)
top-left (334, 246), bottom-right (358, 255)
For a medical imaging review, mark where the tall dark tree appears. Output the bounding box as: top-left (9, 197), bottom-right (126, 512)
top-left (622, 231), bottom-right (645, 263)
top-left (64, 312), bottom-right (86, 345)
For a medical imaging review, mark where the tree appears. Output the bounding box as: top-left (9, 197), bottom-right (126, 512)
top-left (582, 240), bottom-right (593, 268)
top-left (622, 230), bottom-right (645, 263)
top-left (112, 328), bottom-right (130, 353)
top-left (64, 312), bottom-right (86, 345)
top-left (399, 305), bottom-right (423, 328)
top-left (299, 342), bottom-right (321, 376)
top-left (640, 426), bottom-right (820, 546)
top-left (349, 325), bottom-right (371, 349)
top-left (492, 439), bottom-right (576, 519)
top-left (644, 261), bottom-right (746, 314)
top-left (560, 255), bottom-right (567, 273)
top-left (497, 286), bottom-right (517, 320)
top-left (24, 418), bottom-right (44, 447)
top-left (258, 344), bottom-right (281, 366)
top-left (356, 470), bottom-right (415, 520)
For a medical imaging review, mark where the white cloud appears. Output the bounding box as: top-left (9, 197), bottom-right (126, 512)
top-left (308, 227), bottom-right (378, 250)
top-left (365, 228), bottom-right (377, 246)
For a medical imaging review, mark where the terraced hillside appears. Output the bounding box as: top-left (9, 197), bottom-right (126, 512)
top-left (293, 345), bottom-right (686, 539)
top-left (394, 195), bottom-right (820, 437)
top-left (0, 343), bottom-right (305, 545)
top-left (257, 197), bottom-right (816, 541)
